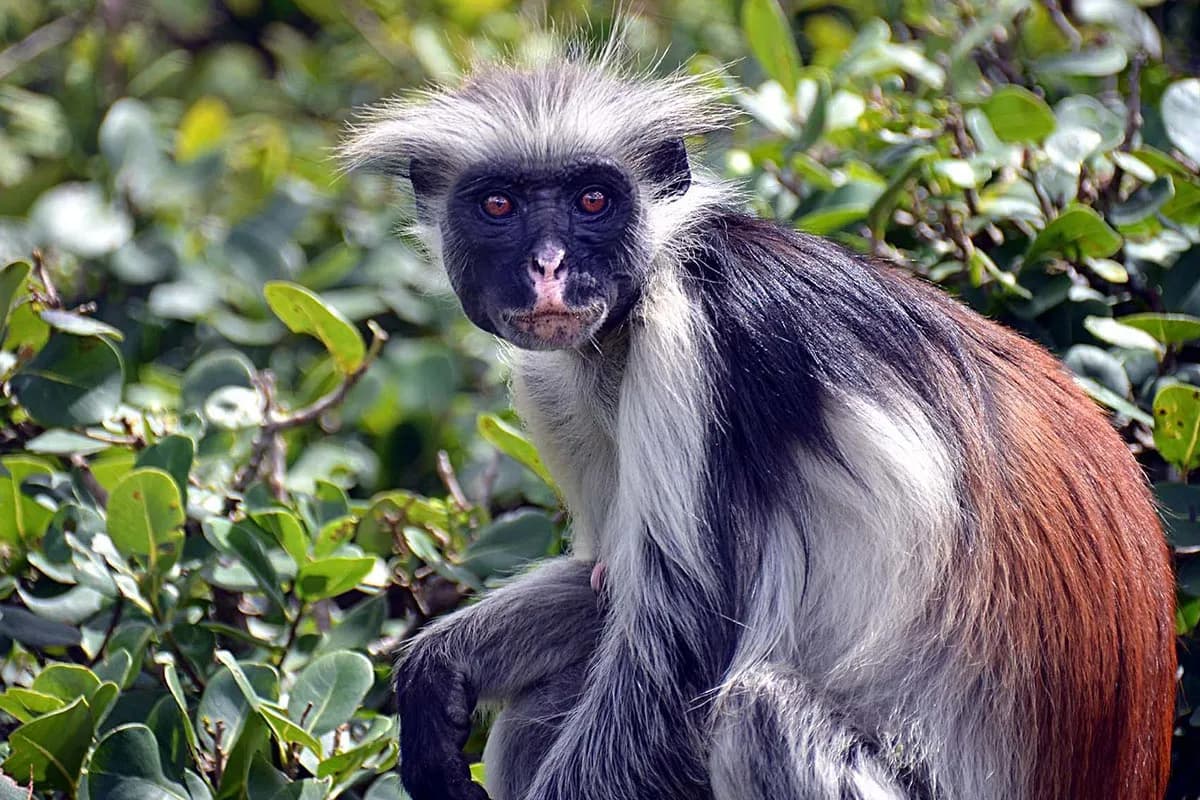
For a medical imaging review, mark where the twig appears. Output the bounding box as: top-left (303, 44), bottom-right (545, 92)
top-left (0, 13), bottom-right (85, 82)
top-left (30, 250), bottom-right (61, 310)
top-left (1101, 51), bottom-right (1146, 211)
top-left (1043, 0), bottom-right (1082, 50)
top-left (437, 450), bottom-right (470, 512)
top-left (69, 454), bottom-right (109, 506)
top-left (227, 323), bottom-right (389, 504)
top-left (87, 597), bottom-right (124, 667)
top-left (165, 627), bottom-right (207, 691)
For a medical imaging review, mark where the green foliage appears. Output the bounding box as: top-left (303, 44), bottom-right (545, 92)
top-left (0, 0), bottom-right (1199, 797)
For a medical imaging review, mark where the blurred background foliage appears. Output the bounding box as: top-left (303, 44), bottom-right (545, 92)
top-left (1, 0), bottom-right (1199, 797)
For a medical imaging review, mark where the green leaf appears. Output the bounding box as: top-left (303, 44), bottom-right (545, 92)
top-left (478, 413), bottom-right (555, 488)
top-left (136, 435), bottom-right (195, 505)
top-left (982, 86), bottom-right (1056, 143)
top-left (1163, 78), bottom-right (1200, 165)
top-left (0, 455), bottom-right (55, 548)
top-left (251, 509), bottom-right (309, 566)
top-left (106, 468), bottom-right (186, 573)
top-left (1, 696), bottom-right (91, 793)
top-left (463, 510), bottom-right (558, 579)
top-left (1034, 44), bottom-right (1127, 77)
top-left (288, 651), bottom-right (373, 735)
top-left (1082, 316), bottom-right (1164, 355)
top-left (225, 522), bottom-right (286, 613)
top-left (1110, 177), bottom-right (1175, 227)
top-left (264, 281), bottom-right (365, 375)
top-left (181, 350), bottom-right (255, 411)
top-left (30, 663), bottom-right (100, 704)
top-left (295, 557), bottom-right (375, 601)
top-left (741, 0), bottom-right (802, 92)
top-left (87, 724), bottom-right (190, 800)
top-left (24, 429), bottom-right (111, 455)
top-left (176, 97), bottom-right (230, 161)
top-left (197, 660), bottom-right (279, 754)
top-left (9, 333), bottom-right (124, 427)
top-left (0, 260), bottom-right (30, 331)
top-left (1116, 313), bottom-right (1200, 345)
top-left (39, 309), bottom-right (124, 340)
top-left (0, 605), bottom-right (82, 649)
top-left (1154, 384), bottom-right (1200, 473)
top-left (1025, 206), bottom-right (1122, 263)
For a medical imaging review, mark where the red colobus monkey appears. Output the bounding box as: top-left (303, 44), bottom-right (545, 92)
top-left (343, 44), bottom-right (1176, 800)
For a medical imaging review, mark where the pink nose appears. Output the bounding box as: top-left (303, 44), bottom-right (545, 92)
top-left (530, 241), bottom-right (566, 280)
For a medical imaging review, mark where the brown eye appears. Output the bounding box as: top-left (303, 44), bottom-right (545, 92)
top-left (482, 194), bottom-right (514, 218)
top-left (578, 189), bottom-right (608, 215)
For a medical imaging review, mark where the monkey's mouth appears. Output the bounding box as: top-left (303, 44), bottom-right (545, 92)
top-left (501, 302), bottom-right (607, 350)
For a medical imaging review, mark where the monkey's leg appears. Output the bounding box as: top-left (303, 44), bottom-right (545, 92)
top-left (709, 667), bottom-right (916, 800)
top-left (481, 658), bottom-right (590, 800)
top-left (396, 558), bottom-right (602, 800)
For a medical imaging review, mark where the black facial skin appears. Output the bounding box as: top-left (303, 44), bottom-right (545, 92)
top-left (411, 143), bottom-right (690, 351)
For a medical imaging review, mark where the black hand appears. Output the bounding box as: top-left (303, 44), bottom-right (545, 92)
top-left (397, 655), bottom-right (491, 800)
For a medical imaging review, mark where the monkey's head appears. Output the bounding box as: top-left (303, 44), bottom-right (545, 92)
top-left (343, 53), bottom-right (731, 350)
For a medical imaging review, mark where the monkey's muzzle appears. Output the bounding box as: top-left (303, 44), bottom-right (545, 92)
top-left (503, 301), bottom-right (607, 350)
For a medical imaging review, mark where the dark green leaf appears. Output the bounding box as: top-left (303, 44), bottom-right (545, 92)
top-left (87, 724), bottom-right (189, 800)
top-left (288, 651), bottom-right (373, 735)
top-left (9, 333), bottom-right (123, 427)
top-left (1026, 206), bottom-right (1122, 263)
top-left (1, 697), bottom-right (91, 793)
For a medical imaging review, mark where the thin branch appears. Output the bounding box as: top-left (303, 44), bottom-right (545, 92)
top-left (87, 597), bottom-right (124, 667)
top-left (1043, 0), bottom-right (1082, 50)
top-left (69, 454), bottom-right (109, 506)
top-left (0, 12), bottom-right (85, 82)
top-left (31, 250), bottom-right (61, 310)
top-left (437, 450), bottom-right (470, 512)
top-left (227, 323), bottom-right (389, 503)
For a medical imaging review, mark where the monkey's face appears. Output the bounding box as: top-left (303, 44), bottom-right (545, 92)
top-left (436, 158), bottom-right (645, 351)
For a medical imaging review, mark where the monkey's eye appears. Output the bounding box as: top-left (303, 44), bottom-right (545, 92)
top-left (578, 189), bottom-right (608, 215)
top-left (481, 194), bottom-right (514, 218)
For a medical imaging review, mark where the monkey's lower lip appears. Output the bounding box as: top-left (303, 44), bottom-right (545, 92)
top-left (502, 303), bottom-right (607, 349)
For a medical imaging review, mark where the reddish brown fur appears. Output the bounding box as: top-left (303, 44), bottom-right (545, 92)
top-left (945, 302), bottom-right (1175, 799)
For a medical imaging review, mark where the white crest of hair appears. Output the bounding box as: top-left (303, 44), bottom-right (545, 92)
top-left (340, 38), bottom-right (736, 185)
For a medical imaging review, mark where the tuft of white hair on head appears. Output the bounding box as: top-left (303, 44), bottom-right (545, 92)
top-left (338, 36), bottom-right (739, 193)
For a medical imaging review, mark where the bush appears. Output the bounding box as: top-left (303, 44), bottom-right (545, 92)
top-left (0, 1), bottom-right (1197, 798)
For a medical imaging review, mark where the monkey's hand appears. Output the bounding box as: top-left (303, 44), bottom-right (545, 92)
top-left (396, 649), bottom-right (491, 800)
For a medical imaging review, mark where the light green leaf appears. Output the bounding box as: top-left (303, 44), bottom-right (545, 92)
top-left (741, 0), bottom-right (802, 92)
top-left (982, 86), bottom-right (1056, 143)
top-left (1083, 316), bottom-right (1164, 355)
top-left (1025, 206), bottom-right (1122, 263)
top-left (264, 281), bottom-right (365, 375)
top-left (1117, 313), bottom-right (1200, 345)
top-left (295, 557), bottom-right (375, 601)
top-left (1154, 384), bottom-right (1200, 473)
top-left (39, 309), bottom-right (124, 340)
top-left (1163, 78), bottom-right (1200, 165)
top-left (478, 413), bottom-right (555, 487)
top-left (106, 467), bottom-right (186, 572)
top-left (0, 260), bottom-right (30, 331)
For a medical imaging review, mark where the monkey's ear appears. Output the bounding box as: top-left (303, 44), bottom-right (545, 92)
top-left (408, 158), bottom-right (438, 199)
top-left (645, 139), bottom-right (691, 197)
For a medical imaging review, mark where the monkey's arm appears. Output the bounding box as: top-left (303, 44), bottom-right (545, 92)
top-left (397, 557), bottom-right (601, 800)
